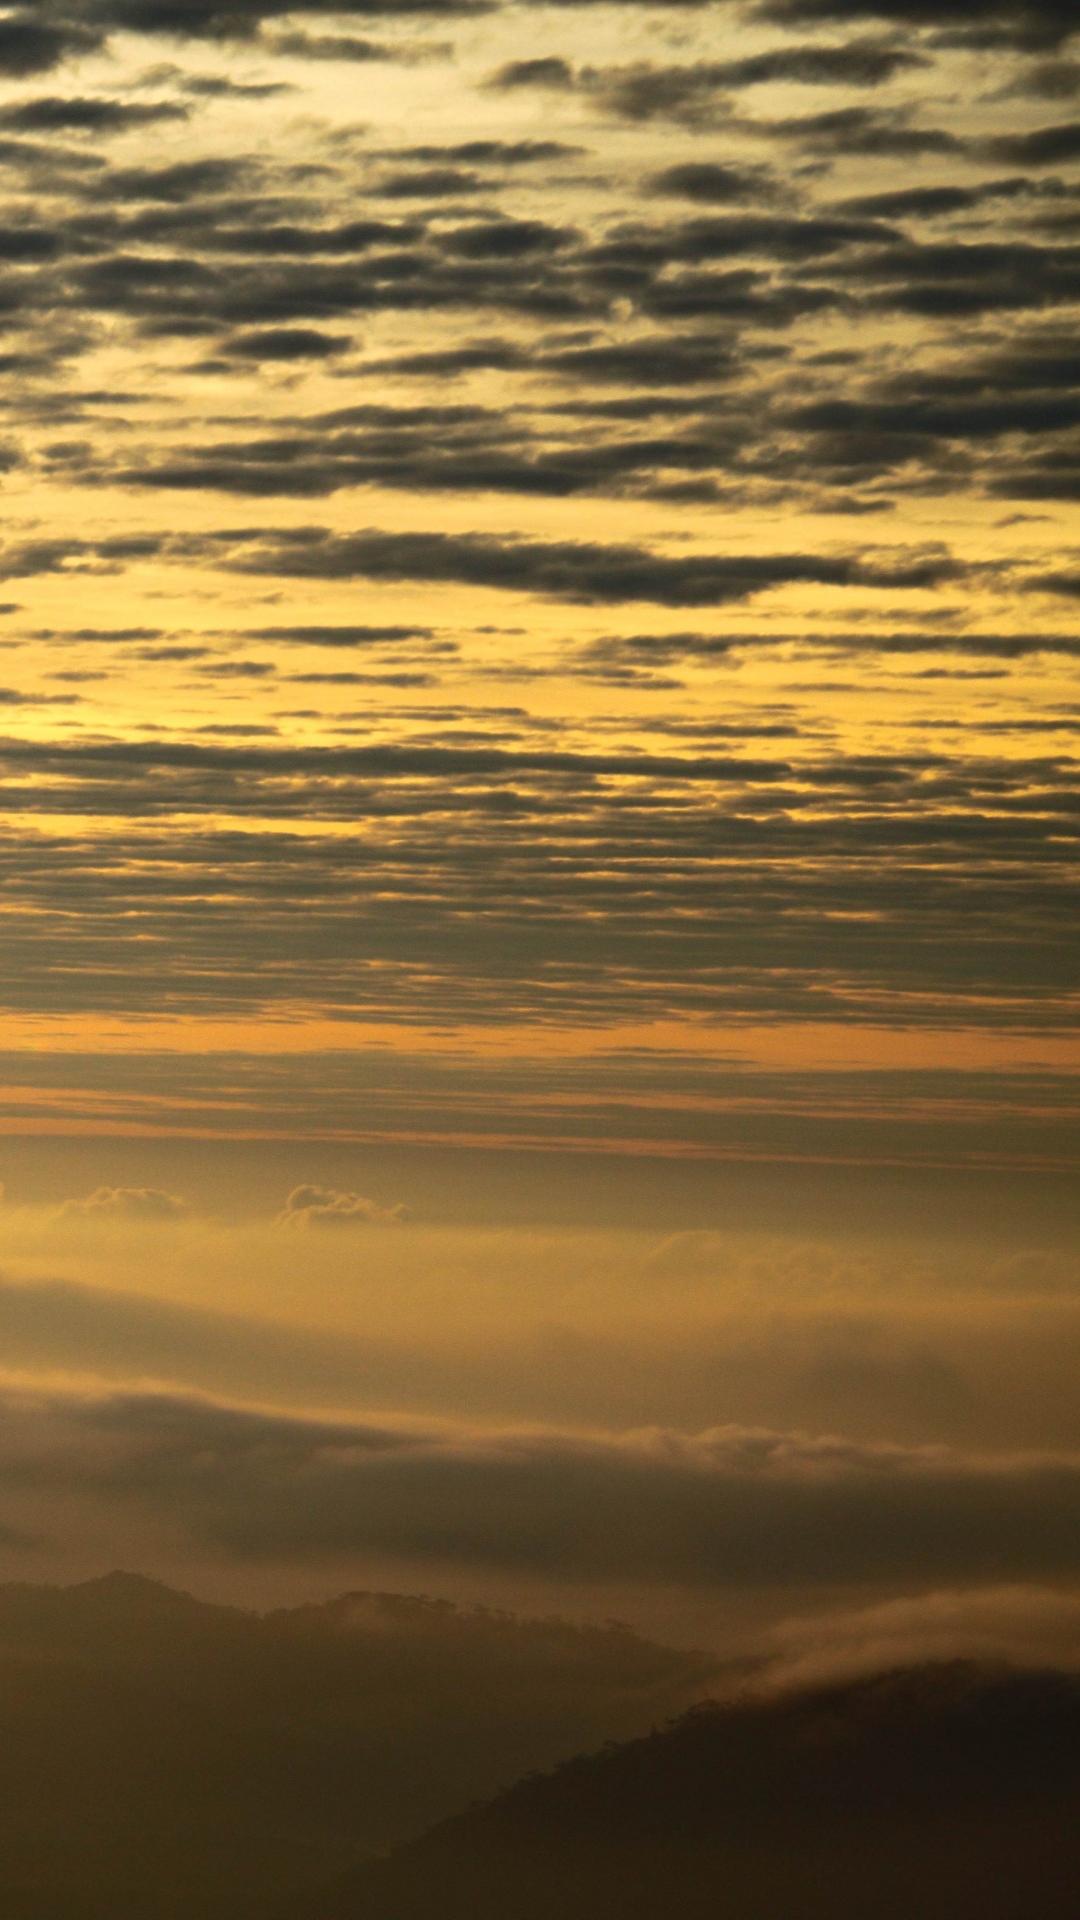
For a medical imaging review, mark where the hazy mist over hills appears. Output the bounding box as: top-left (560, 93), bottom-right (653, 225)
top-left (294, 1662), bottom-right (1080, 1920)
top-left (0, 1570), bottom-right (719, 1920)
top-left (6, 1572), bottom-right (1080, 1920)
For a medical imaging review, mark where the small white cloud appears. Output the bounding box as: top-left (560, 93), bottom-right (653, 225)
top-left (274, 1184), bottom-right (403, 1228)
top-left (60, 1186), bottom-right (188, 1221)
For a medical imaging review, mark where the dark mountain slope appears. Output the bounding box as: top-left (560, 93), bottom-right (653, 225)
top-left (0, 1573), bottom-right (715, 1920)
top-left (296, 1662), bottom-right (1080, 1920)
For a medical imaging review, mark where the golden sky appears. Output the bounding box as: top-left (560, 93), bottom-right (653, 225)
top-left (0, 0), bottom-right (1077, 1646)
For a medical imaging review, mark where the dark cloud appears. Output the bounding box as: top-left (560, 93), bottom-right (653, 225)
top-left (783, 392), bottom-right (1080, 443)
top-left (265, 29), bottom-right (400, 56)
top-left (179, 71), bottom-right (292, 95)
top-left (0, 94), bottom-right (189, 131)
top-left (389, 139), bottom-right (582, 163)
top-left (675, 41), bottom-right (929, 87)
top-left (357, 338), bottom-right (527, 376)
top-left (86, 156), bottom-right (255, 200)
top-left (284, 667), bottom-right (436, 684)
top-left (143, 216), bottom-right (423, 257)
top-left (0, 685), bottom-right (78, 704)
top-left (819, 235), bottom-right (1080, 321)
top-left (436, 219), bottom-right (577, 258)
top-left (30, 624), bottom-right (167, 639)
top-left (754, 0), bottom-right (1079, 56)
top-left (372, 166), bottom-right (485, 197)
top-left (755, 105), bottom-right (963, 156)
top-left (54, 0), bottom-right (493, 34)
top-left (829, 178), bottom-right (1040, 218)
top-left (0, 14), bottom-right (105, 74)
top-left (486, 55), bottom-right (574, 90)
top-left (587, 212), bottom-right (899, 264)
top-left (494, 66), bottom-right (958, 148)
top-left (213, 526), bottom-right (963, 601)
top-left (537, 332), bottom-right (739, 383)
top-left (596, 626), bottom-right (1080, 659)
top-left (598, 47), bottom-right (927, 123)
top-left (0, 225), bottom-right (67, 261)
top-left (245, 623), bottom-right (436, 643)
top-left (265, 29), bottom-right (452, 58)
top-left (997, 55), bottom-right (1080, 97)
top-left (220, 326), bottom-right (351, 358)
top-left (0, 520), bottom-right (972, 598)
top-left (646, 163), bottom-right (776, 205)
top-left (983, 118), bottom-right (1080, 164)
top-left (69, 390), bottom-right (771, 498)
top-left (1029, 570), bottom-right (1080, 594)
top-left (59, 226), bottom-right (611, 332)
top-left (491, 46), bottom-right (925, 128)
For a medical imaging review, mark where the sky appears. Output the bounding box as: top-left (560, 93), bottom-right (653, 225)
top-left (0, 0), bottom-right (1077, 1659)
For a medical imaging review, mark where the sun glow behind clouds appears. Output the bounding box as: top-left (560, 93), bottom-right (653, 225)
top-left (0, 0), bottom-right (1076, 1654)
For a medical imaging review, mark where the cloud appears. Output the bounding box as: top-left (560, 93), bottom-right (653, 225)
top-left (489, 46), bottom-right (925, 127)
top-left (748, 105), bottom-right (963, 156)
top-left (486, 56), bottom-right (574, 90)
top-left (828, 179), bottom-right (1041, 219)
top-left (646, 163), bottom-right (776, 205)
top-left (274, 1184), bottom-right (404, 1226)
top-left (215, 526), bottom-right (963, 603)
top-left (766, 1584), bottom-right (1080, 1691)
top-left (8, 1385), bottom-right (1080, 1592)
top-left (0, 15), bottom-right (106, 75)
top-left (0, 0), bottom-right (1074, 1227)
top-left (244, 623), bottom-right (436, 644)
top-left (1029, 571), bottom-right (1080, 593)
top-left (83, 158), bottom-right (255, 207)
top-left (388, 138), bottom-right (581, 163)
top-left (59, 1185), bottom-right (189, 1219)
top-left (672, 41), bottom-right (928, 88)
top-left (754, 0), bottom-right (1078, 56)
top-left (55, 0), bottom-right (493, 38)
top-left (982, 117), bottom-right (1080, 164)
top-left (0, 95), bottom-right (189, 132)
top-left (177, 71), bottom-right (293, 97)
top-left (371, 166), bottom-right (485, 197)
top-left (0, 697), bottom-right (1074, 1058)
top-left (995, 55), bottom-right (1080, 98)
top-left (264, 29), bottom-right (452, 59)
top-left (219, 326), bottom-right (352, 359)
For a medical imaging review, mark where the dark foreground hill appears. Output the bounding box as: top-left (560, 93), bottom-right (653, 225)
top-left (295, 1662), bottom-right (1080, 1920)
top-left (0, 1572), bottom-right (716, 1920)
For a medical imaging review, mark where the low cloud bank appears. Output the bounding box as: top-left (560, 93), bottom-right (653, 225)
top-left (765, 1583), bottom-right (1080, 1692)
top-left (5, 1383), bottom-right (1080, 1596)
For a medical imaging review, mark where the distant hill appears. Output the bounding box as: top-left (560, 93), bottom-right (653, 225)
top-left (294, 1662), bottom-right (1080, 1920)
top-left (0, 1572), bottom-right (717, 1920)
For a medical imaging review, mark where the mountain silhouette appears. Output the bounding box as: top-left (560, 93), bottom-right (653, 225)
top-left (0, 1573), bottom-right (716, 1920)
top-left (293, 1661), bottom-right (1080, 1920)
